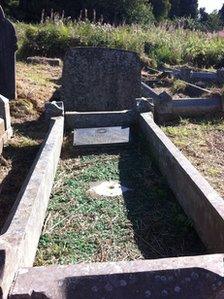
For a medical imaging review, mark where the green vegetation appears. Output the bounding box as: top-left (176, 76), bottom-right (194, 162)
top-left (171, 79), bottom-right (187, 94)
top-left (16, 20), bottom-right (224, 68)
top-left (4, 0), bottom-right (197, 23)
top-left (35, 137), bottom-right (205, 266)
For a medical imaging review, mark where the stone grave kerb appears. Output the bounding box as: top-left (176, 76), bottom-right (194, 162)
top-left (61, 47), bottom-right (141, 112)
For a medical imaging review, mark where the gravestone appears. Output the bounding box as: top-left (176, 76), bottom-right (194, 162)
top-left (62, 47), bottom-right (141, 111)
top-left (0, 5), bottom-right (17, 100)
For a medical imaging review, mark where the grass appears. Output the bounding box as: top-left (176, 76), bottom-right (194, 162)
top-left (15, 21), bottom-right (224, 68)
top-left (35, 136), bottom-right (205, 266)
top-left (171, 79), bottom-right (187, 94)
top-left (0, 61), bottom-right (61, 231)
top-left (162, 115), bottom-right (224, 197)
top-left (12, 62), bottom-right (62, 122)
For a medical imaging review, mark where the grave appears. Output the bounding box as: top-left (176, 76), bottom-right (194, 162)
top-left (141, 67), bottom-right (224, 121)
top-left (0, 5), bottom-right (17, 100)
top-left (0, 48), bottom-right (224, 298)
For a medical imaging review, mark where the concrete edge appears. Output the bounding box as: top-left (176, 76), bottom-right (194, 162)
top-left (65, 110), bottom-right (136, 130)
top-left (9, 254), bottom-right (224, 298)
top-left (141, 81), bottom-right (223, 120)
top-left (139, 112), bottom-right (224, 252)
top-left (0, 116), bottom-right (64, 298)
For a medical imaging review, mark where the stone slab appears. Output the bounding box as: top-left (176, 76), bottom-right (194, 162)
top-left (0, 118), bottom-right (5, 155)
top-left (0, 118), bottom-right (5, 136)
top-left (65, 110), bottom-right (136, 130)
top-left (62, 47), bottom-right (141, 111)
top-left (9, 255), bottom-right (224, 299)
top-left (0, 116), bottom-right (64, 298)
top-left (155, 97), bottom-right (222, 122)
top-left (27, 56), bottom-right (62, 66)
top-left (73, 126), bottom-right (130, 147)
top-left (139, 113), bottom-right (224, 252)
top-left (0, 94), bottom-right (12, 137)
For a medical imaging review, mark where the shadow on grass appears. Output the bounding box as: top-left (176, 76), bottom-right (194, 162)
top-left (59, 131), bottom-right (206, 260)
top-left (161, 112), bottom-right (224, 127)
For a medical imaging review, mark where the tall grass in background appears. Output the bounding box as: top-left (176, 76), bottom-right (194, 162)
top-left (15, 19), bottom-right (224, 68)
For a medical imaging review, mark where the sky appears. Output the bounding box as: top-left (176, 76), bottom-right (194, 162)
top-left (198, 0), bottom-right (224, 13)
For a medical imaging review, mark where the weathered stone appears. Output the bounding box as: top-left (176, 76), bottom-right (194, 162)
top-left (0, 94), bottom-right (12, 139)
top-left (0, 118), bottom-right (5, 136)
top-left (62, 47), bottom-right (141, 111)
top-left (0, 118), bottom-right (5, 155)
top-left (0, 5), bottom-right (17, 100)
top-left (73, 126), bottom-right (130, 147)
top-left (8, 255), bottom-right (224, 299)
top-left (217, 68), bottom-right (224, 84)
top-left (139, 113), bottom-right (224, 251)
top-left (45, 101), bottom-right (64, 119)
top-left (27, 57), bottom-right (62, 67)
top-left (65, 110), bottom-right (136, 130)
top-left (0, 117), bottom-right (64, 298)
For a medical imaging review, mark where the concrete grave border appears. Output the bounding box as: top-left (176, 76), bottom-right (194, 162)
top-left (0, 106), bottom-right (223, 297)
top-left (9, 254), bottom-right (224, 298)
top-left (0, 95), bottom-right (13, 155)
top-left (141, 81), bottom-right (223, 121)
top-left (139, 113), bottom-right (224, 252)
top-left (0, 116), bottom-right (64, 297)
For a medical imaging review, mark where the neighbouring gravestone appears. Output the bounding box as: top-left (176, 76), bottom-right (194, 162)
top-left (62, 47), bottom-right (141, 111)
top-left (0, 5), bottom-right (17, 100)
top-left (0, 94), bottom-right (12, 138)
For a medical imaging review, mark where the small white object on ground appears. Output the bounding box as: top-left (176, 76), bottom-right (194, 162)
top-left (88, 181), bottom-right (130, 197)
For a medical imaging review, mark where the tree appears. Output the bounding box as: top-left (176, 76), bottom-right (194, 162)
top-left (219, 4), bottom-right (224, 24)
top-left (169, 0), bottom-right (180, 18)
top-left (199, 7), bottom-right (209, 23)
top-left (150, 0), bottom-right (171, 20)
top-left (17, 0), bottom-right (154, 24)
top-left (179, 0), bottom-right (198, 19)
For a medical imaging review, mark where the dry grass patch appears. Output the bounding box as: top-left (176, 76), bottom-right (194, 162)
top-left (162, 115), bottom-right (224, 197)
top-left (11, 62), bottom-right (62, 123)
top-left (0, 61), bottom-right (61, 231)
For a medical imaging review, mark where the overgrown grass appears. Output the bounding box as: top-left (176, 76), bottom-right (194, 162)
top-left (35, 136), bottom-right (205, 266)
top-left (15, 21), bottom-right (224, 68)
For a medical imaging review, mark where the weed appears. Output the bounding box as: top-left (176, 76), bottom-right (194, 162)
top-left (171, 79), bottom-right (187, 94)
top-left (16, 21), bottom-right (224, 68)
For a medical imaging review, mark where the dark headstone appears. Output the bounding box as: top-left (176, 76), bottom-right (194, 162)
top-left (73, 126), bottom-right (130, 147)
top-left (62, 47), bottom-right (141, 111)
top-left (0, 6), bottom-right (17, 100)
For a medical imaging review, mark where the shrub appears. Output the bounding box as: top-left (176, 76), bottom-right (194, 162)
top-left (16, 21), bottom-right (224, 68)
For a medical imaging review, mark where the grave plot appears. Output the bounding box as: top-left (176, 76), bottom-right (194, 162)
top-left (141, 67), bottom-right (223, 121)
top-left (35, 136), bottom-right (205, 266)
top-left (141, 69), bottom-right (211, 100)
top-left (1, 48), bottom-right (224, 298)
